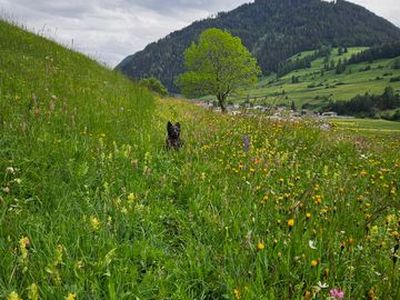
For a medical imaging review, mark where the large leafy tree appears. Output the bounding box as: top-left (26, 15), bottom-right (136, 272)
top-left (178, 28), bottom-right (261, 112)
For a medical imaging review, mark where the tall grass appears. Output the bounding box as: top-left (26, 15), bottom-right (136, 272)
top-left (1, 20), bottom-right (399, 299)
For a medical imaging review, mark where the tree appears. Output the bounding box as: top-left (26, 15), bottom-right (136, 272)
top-left (140, 77), bottom-right (168, 96)
top-left (178, 28), bottom-right (261, 112)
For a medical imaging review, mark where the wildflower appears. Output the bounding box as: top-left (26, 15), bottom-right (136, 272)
top-left (233, 288), bottom-right (240, 300)
top-left (75, 260), bottom-right (84, 270)
top-left (257, 241), bottom-right (265, 251)
top-left (329, 288), bottom-right (345, 299)
top-left (7, 291), bottom-right (21, 300)
top-left (19, 236), bottom-right (30, 262)
top-left (317, 281), bottom-right (329, 289)
top-left (242, 135), bottom-right (250, 152)
top-left (28, 283), bottom-right (39, 300)
top-left (313, 195), bottom-right (322, 205)
top-left (90, 216), bottom-right (101, 231)
top-left (288, 219), bottom-right (295, 228)
top-left (309, 240), bottom-right (317, 250)
top-left (65, 292), bottom-right (77, 300)
top-left (128, 193), bottom-right (137, 203)
top-left (311, 259), bottom-right (318, 267)
top-left (6, 167), bottom-right (15, 174)
top-left (306, 212), bottom-right (311, 219)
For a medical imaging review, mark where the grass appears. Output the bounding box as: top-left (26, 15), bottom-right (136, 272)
top-left (1, 20), bottom-right (400, 299)
top-left (333, 118), bottom-right (400, 132)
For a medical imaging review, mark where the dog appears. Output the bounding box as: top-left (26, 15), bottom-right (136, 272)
top-left (166, 121), bottom-right (182, 150)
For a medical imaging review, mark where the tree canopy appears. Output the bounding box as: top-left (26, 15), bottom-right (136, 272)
top-left (139, 77), bottom-right (168, 96)
top-left (178, 28), bottom-right (260, 112)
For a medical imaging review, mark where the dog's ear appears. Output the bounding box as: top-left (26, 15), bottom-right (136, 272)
top-left (175, 122), bottom-right (181, 129)
top-left (167, 121), bottom-right (173, 131)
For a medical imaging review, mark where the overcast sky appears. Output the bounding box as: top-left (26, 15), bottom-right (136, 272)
top-left (0, 0), bottom-right (399, 67)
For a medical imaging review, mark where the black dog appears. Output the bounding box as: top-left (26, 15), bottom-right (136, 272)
top-left (166, 121), bottom-right (182, 150)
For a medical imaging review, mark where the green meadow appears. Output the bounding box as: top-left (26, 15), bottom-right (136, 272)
top-left (1, 20), bottom-right (400, 299)
top-left (202, 47), bottom-right (400, 110)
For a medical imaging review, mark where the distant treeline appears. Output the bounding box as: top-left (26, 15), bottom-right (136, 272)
top-left (348, 42), bottom-right (400, 64)
top-left (326, 86), bottom-right (400, 119)
top-left (277, 46), bottom-right (332, 77)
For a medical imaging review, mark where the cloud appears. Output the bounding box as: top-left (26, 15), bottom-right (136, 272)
top-left (0, 0), bottom-right (399, 67)
top-left (349, 0), bottom-right (400, 27)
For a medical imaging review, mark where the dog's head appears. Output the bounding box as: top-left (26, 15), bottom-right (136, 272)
top-left (167, 121), bottom-right (181, 139)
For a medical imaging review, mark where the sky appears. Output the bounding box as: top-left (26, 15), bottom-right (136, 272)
top-left (0, 0), bottom-right (399, 67)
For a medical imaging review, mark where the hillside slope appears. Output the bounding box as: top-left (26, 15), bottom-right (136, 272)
top-left (116, 0), bottom-right (400, 92)
top-left (0, 19), bottom-right (154, 296)
top-left (1, 19), bottom-right (400, 299)
top-left (214, 47), bottom-right (400, 110)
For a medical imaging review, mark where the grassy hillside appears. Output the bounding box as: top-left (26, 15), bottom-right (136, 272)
top-left (203, 47), bottom-right (400, 109)
top-left (1, 21), bottom-right (400, 299)
top-left (0, 19), bottom-right (154, 298)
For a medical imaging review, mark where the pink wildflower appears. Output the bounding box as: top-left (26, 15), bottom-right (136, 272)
top-left (330, 288), bottom-right (345, 299)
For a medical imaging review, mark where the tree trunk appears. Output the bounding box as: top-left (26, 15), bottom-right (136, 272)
top-left (217, 94), bottom-right (227, 113)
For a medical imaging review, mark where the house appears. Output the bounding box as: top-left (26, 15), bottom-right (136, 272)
top-left (321, 111), bottom-right (338, 117)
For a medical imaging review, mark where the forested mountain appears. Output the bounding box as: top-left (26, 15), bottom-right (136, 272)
top-left (116, 0), bottom-right (400, 92)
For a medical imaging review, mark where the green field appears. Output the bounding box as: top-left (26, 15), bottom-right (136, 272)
top-left (333, 118), bottom-right (400, 132)
top-left (202, 47), bottom-right (400, 109)
top-left (1, 21), bottom-right (400, 299)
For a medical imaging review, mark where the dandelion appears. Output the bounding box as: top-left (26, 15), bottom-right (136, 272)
top-left (7, 291), bottom-right (21, 300)
top-left (311, 259), bottom-right (318, 267)
top-left (306, 212), bottom-right (311, 219)
top-left (90, 216), bottom-right (101, 231)
top-left (329, 288), bottom-right (345, 299)
top-left (288, 218), bottom-right (295, 228)
top-left (257, 241), bottom-right (265, 251)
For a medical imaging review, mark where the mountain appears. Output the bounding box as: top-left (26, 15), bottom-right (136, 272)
top-left (116, 0), bottom-right (400, 92)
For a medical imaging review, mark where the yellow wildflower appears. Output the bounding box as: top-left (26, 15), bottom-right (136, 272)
top-left (28, 283), bottom-right (39, 300)
top-left (233, 288), bottom-right (240, 300)
top-left (90, 216), bottom-right (101, 231)
top-left (127, 193), bottom-right (137, 203)
top-left (313, 195), bottom-right (322, 205)
top-left (311, 259), bottom-right (319, 267)
top-left (7, 291), bottom-right (21, 300)
top-left (65, 292), bottom-right (77, 300)
top-left (19, 236), bottom-right (30, 259)
top-left (288, 219), bottom-right (295, 228)
top-left (257, 241), bottom-right (265, 251)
